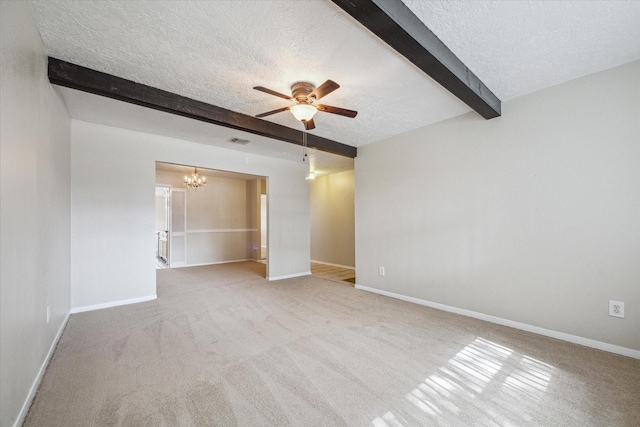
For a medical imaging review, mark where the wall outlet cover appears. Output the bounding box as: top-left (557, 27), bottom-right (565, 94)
top-left (609, 300), bottom-right (625, 318)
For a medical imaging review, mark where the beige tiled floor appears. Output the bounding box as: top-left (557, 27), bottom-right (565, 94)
top-left (311, 262), bottom-right (355, 285)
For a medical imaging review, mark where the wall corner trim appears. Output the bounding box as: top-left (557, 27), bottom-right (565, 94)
top-left (14, 313), bottom-right (71, 427)
top-left (355, 284), bottom-right (640, 360)
top-left (268, 271), bottom-right (312, 281)
top-left (70, 295), bottom-right (157, 314)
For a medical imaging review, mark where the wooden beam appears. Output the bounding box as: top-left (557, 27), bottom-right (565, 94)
top-left (331, 0), bottom-right (501, 119)
top-left (47, 57), bottom-right (357, 158)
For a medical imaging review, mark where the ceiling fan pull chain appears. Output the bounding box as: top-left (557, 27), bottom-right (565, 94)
top-left (303, 130), bottom-right (308, 162)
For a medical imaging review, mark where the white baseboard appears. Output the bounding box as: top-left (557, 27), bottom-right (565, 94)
top-left (268, 271), bottom-right (311, 281)
top-left (14, 312), bottom-right (70, 427)
top-left (70, 295), bottom-right (157, 314)
top-left (311, 260), bottom-right (355, 270)
top-left (355, 284), bottom-right (640, 360)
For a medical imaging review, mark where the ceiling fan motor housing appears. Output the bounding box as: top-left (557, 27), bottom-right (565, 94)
top-left (291, 81), bottom-right (315, 104)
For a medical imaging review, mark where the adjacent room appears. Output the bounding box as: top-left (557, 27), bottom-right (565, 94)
top-left (155, 163), bottom-right (268, 271)
top-left (1, 1), bottom-right (638, 426)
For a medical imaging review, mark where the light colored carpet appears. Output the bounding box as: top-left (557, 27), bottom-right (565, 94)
top-left (24, 262), bottom-right (640, 426)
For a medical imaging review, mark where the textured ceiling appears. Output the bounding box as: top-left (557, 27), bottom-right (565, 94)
top-left (29, 0), bottom-right (469, 148)
top-left (28, 0), bottom-right (640, 167)
top-left (404, 0), bottom-right (640, 101)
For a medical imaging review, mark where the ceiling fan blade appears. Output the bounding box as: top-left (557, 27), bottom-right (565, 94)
top-left (309, 80), bottom-right (340, 100)
top-left (253, 86), bottom-right (292, 100)
top-left (316, 104), bottom-right (358, 118)
top-left (255, 106), bottom-right (290, 118)
top-left (303, 118), bottom-right (316, 130)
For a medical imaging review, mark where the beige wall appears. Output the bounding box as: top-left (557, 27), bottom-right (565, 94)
top-left (0, 2), bottom-right (72, 426)
top-left (155, 169), bottom-right (261, 265)
top-left (356, 61), bottom-right (640, 352)
top-left (310, 169), bottom-right (355, 267)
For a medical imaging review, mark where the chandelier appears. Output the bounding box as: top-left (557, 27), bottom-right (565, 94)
top-left (183, 167), bottom-right (207, 190)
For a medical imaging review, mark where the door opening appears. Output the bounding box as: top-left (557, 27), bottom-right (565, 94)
top-left (155, 162), bottom-right (268, 277)
top-left (309, 169), bottom-right (356, 284)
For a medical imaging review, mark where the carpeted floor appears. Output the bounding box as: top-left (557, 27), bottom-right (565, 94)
top-left (24, 262), bottom-right (640, 426)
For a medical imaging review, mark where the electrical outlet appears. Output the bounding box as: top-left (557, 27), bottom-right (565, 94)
top-left (609, 300), bottom-right (624, 318)
top-left (46, 305), bottom-right (50, 324)
top-left (244, 157), bottom-right (249, 164)
top-left (379, 266), bottom-right (385, 276)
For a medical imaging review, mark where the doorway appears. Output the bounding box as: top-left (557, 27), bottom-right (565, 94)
top-left (309, 168), bottom-right (355, 284)
top-left (155, 162), bottom-right (268, 276)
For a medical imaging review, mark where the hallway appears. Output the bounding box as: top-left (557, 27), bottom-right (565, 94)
top-left (311, 262), bottom-right (355, 285)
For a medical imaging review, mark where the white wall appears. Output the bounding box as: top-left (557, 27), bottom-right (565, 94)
top-left (71, 120), bottom-right (309, 309)
top-left (155, 169), bottom-right (261, 265)
top-left (356, 61), bottom-right (640, 351)
top-left (0, 2), bottom-right (72, 426)
top-left (310, 169), bottom-right (355, 267)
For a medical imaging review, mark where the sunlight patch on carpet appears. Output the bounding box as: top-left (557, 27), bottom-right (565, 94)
top-left (371, 337), bottom-right (556, 426)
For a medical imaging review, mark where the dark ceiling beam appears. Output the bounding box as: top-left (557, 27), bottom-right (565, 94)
top-left (47, 57), bottom-right (357, 158)
top-left (331, 0), bottom-right (501, 119)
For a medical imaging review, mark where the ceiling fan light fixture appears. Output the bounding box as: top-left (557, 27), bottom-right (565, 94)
top-left (290, 104), bottom-right (317, 122)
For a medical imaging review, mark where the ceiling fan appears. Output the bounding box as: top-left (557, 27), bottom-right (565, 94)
top-left (253, 80), bottom-right (357, 130)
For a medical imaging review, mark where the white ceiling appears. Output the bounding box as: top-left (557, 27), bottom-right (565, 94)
top-left (29, 0), bottom-right (640, 170)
